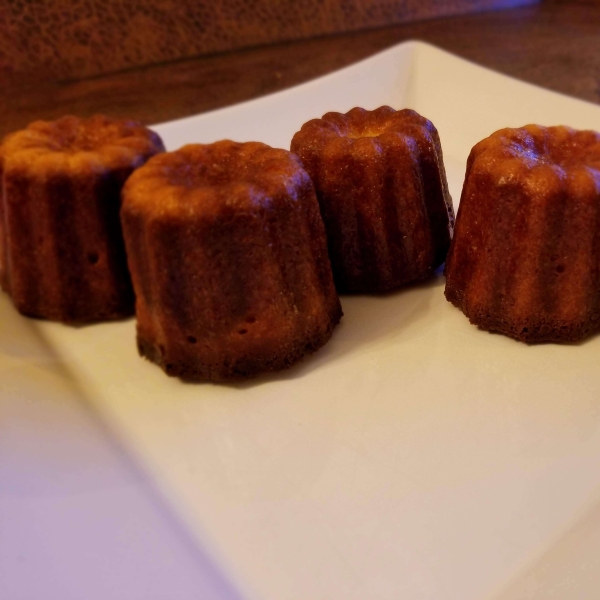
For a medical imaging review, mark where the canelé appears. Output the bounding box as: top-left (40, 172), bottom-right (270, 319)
top-left (291, 106), bottom-right (454, 292)
top-left (0, 114), bottom-right (164, 322)
top-left (445, 124), bottom-right (600, 343)
top-left (121, 140), bottom-right (342, 381)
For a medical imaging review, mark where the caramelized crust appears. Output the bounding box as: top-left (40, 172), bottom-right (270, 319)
top-left (122, 141), bottom-right (342, 381)
top-left (291, 106), bottom-right (454, 292)
top-left (0, 115), bottom-right (164, 322)
top-left (445, 124), bottom-right (600, 343)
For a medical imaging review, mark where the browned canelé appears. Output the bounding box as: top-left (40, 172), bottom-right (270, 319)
top-left (0, 114), bottom-right (164, 322)
top-left (121, 141), bottom-right (342, 382)
top-left (291, 106), bottom-right (454, 292)
top-left (445, 124), bottom-right (600, 343)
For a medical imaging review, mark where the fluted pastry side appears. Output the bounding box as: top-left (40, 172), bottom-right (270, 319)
top-left (121, 141), bottom-right (342, 381)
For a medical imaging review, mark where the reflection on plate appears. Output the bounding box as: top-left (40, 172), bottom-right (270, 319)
top-left (11, 41), bottom-right (600, 600)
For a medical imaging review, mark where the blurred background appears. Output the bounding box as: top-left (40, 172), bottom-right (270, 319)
top-left (0, 0), bottom-right (598, 135)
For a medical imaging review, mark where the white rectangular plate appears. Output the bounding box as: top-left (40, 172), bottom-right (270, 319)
top-left (8, 41), bottom-right (600, 600)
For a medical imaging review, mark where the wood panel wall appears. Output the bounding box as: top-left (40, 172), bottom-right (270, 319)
top-left (1, 0), bottom-right (539, 82)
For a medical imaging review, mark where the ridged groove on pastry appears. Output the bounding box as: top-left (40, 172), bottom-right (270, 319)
top-left (2, 162), bottom-right (42, 309)
top-left (445, 124), bottom-right (600, 342)
top-left (122, 141), bottom-right (342, 381)
top-left (381, 133), bottom-right (432, 282)
top-left (398, 120), bottom-right (454, 267)
top-left (0, 157), bottom-right (7, 291)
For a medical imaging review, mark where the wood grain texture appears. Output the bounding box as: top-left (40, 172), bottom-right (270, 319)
top-left (1, 0), bottom-right (599, 140)
top-left (1, 0), bottom-right (538, 81)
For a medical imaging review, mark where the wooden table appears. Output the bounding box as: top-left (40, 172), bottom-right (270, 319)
top-left (1, 0), bottom-right (598, 138)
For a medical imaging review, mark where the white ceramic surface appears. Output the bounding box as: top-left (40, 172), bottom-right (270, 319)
top-left (0, 297), bottom-right (245, 600)
top-left (4, 41), bottom-right (600, 600)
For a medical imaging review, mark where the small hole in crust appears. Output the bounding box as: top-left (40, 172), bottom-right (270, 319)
top-left (187, 336), bottom-right (197, 344)
top-left (166, 363), bottom-right (174, 372)
top-left (87, 252), bottom-right (99, 265)
top-left (556, 264), bottom-right (566, 273)
top-left (238, 329), bottom-right (248, 335)
top-left (246, 316), bottom-right (256, 324)
top-left (522, 327), bottom-right (529, 334)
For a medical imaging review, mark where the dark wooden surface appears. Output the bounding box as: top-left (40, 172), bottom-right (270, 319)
top-left (0, 0), bottom-right (537, 81)
top-left (2, 0), bottom-right (599, 139)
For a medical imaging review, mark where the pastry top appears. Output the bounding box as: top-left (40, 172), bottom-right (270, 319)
top-left (1, 114), bottom-right (165, 173)
top-left (123, 140), bottom-right (314, 218)
top-left (291, 106), bottom-right (444, 160)
top-left (465, 125), bottom-right (600, 189)
top-left (292, 105), bottom-right (435, 139)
